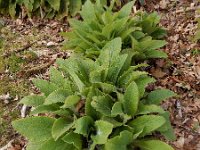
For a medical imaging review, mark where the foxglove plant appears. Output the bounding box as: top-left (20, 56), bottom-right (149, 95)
top-left (13, 38), bottom-right (176, 150)
top-left (0, 0), bottom-right (85, 19)
top-left (62, 0), bottom-right (167, 60)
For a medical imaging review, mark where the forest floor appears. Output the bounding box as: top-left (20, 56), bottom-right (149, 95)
top-left (0, 0), bottom-right (200, 150)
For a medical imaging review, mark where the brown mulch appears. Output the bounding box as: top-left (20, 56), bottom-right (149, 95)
top-left (147, 0), bottom-right (200, 150)
top-left (0, 0), bottom-right (200, 150)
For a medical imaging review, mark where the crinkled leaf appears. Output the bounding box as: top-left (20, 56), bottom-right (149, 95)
top-left (111, 102), bottom-right (123, 116)
top-left (135, 76), bottom-right (156, 98)
top-left (104, 130), bottom-right (133, 150)
top-left (157, 112), bottom-right (176, 141)
top-left (26, 141), bottom-right (43, 150)
top-left (62, 132), bottom-right (82, 150)
top-left (118, 70), bottom-right (148, 87)
top-left (44, 89), bottom-right (71, 105)
top-left (38, 138), bottom-right (74, 150)
top-left (80, 0), bottom-right (96, 22)
top-left (134, 140), bottom-right (174, 150)
top-left (147, 89), bottom-right (177, 105)
top-left (49, 67), bottom-right (65, 86)
top-left (30, 104), bottom-right (60, 115)
top-left (52, 118), bottom-right (74, 140)
top-left (57, 58), bottom-right (85, 92)
top-left (74, 116), bottom-right (94, 136)
top-left (145, 49), bottom-right (168, 59)
top-left (91, 95), bottom-right (113, 116)
top-left (85, 87), bottom-right (99, 118)
top-left (12, 117), bottom-right (55, 142)
top-left (97, 38), bottom-right (122, 66)
top-left (20, 95), bottom-right (45, 107)
top-left (93, 82), bottom-right (116, 93)
top-left (101, 116), bottom-right (123, 128)
top-left (92, 120), bottom-right (113, 144)
top-left (106, 54), bottom-right (128, 83)
top-left (117, 1), bottom-right (135, 19)
top-left (62, 95), bottom-right (80, 108)
top-left (140, 40), bottom-right (167, 51)
top-left (137, 103), bottom-right (165, 115)
top-left (89, 67), bottom-right (107, 83)
top-left (129, 115), bottom-right (166, 137)
top-left (47, 0), bottom-right (60, 11)
top-left (69, 0), bottom-right (82, 16)
top-left (123, 81), bottom-right (139, 116)
top-left (32, 79), bottom-right (58, 96)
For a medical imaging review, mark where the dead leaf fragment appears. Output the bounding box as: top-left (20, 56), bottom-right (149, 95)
top-left (160, 0), bottom-right (168, 9)
top-left (150, 67), bottom-right (166, 78)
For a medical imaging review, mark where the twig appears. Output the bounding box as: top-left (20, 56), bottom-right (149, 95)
top-left (2, 41), bottom-right (37, 58)
top-left (18, 59), bottom-right (55, 77)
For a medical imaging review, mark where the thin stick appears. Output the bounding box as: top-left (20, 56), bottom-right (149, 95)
top-left (2, 41), bottom-right (37, 58)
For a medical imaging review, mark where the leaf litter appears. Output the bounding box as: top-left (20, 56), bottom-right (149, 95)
top-left (0, 0), bottom-right (200, 149)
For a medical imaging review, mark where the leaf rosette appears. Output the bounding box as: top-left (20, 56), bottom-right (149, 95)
top-left (13, 38), bottom-right (176, 150)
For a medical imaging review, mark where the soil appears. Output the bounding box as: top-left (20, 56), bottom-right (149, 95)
top-left (0, 0), bottom-right (199, 150)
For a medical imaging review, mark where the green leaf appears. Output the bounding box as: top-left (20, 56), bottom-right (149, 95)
top-left (137, 39), bottom-right (165, 51)
top-left (89, 67), bottom-right (107, 83)
top-left (97, 38), bottom-right (122, 66)
top-left (26, 141), bottom-right (44, 150)
top-left (92, 120), bottom-right (113, 144)
top-left (53, 109), bottom-right (71, 116)
top-left (107, 54), bottom-right (128, 83)
top-left (111, 102), bottom-right (123, 116)
top-left (85, 87), bottom-right (99, 118)
top-left (123, 81), bottom-right (139, 116)
top-left (38, 138), bottom-right (74, 150)
top-left (157, 112), bottom-right (176, 141)
top-left (9, 1), bottom-right (16, 18)
top-left (104, 130), bottom-right (133, 150)
top-left (23, 0), bottom-right (34, 13)
top-left (49, 67), bottom-right (64, 86)
top-left (30, 104), bottom-right (60, 115)
top-left (52, 118), bottom-right (74, 140)
top-left (93, 82), bottom-right (116, 93)
top-left (118, 70), bottom-right (148, 87)
top-left (62, 95), bottom-right (80, 108)
top-left (69, 0), bottom-right (82, 16)
top-left (91, 95), bottom-right (113, 116)
top-left (44, 89), bottom-right (71, 105)
top-left (134, 140), bottom-right (174, 150)
top-left (147, 89), bottom-right (176, 105)
top-left (12, 117), bottom-right (55, 142)
top-left (65, 62), bottom-right (85, 92)
top-left (135, 76), bottom-right (155, 98)
top-left (20, 95), bottom-right (45, 107)
top-left (80, 0), bottom-right (96, 22)
top-left (145, 49), bottom-right (168, 59)
top-left (62, 132), bottom-right (82, 150)
top-left (101, 116), bottom-right (123, 128)
top-left (137, 103), bottom-right (165, 115)
top-left (129, 115), bottom-right (166, 137)
top-left (32, 79), bottom-right (57, 96)
top-left (47, 0), bottom-right (60, 11)
top-left (117, 1), bottom-right (136, 19)
top-left (74, 116), bottom-right (94, 136)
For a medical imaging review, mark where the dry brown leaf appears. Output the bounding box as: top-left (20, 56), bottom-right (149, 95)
top-left (150, 67), bottom-right (166, 78)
